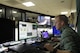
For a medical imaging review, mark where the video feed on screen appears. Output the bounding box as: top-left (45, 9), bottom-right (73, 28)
top-left (38, 16), bottom-right (51, 25)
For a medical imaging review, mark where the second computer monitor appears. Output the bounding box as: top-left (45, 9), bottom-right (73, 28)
top-left (52, 26), bottom-right (61, 37)
top-left (41, 31), bottom-right (50, 40)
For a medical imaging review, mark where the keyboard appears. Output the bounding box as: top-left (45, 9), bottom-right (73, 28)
top-left (10, 41), bottom-right (21, 45)
top-left (37, 42), bottom-right (60, 50)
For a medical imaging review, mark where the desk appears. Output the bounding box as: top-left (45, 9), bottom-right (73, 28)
top-left (8, 41), bottom-right (60, 53)
top-left (9, 43), bottom-right (31, 53)
top-left (0, 47), bottom-right (8, 52)
top-left (9, 43), bottom-right (45, 53)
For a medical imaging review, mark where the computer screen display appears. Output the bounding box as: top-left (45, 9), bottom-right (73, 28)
top-left (41, 31), bottom-right (49, 39)
top-left (52, 26), bottom-right (61, 37)
top-left (18, 21), bottom-right (37, 40)
top-left (38, 16), bottom-right (51, 25)
top-left (32, 24), bottom-right (38, 38)
top-left (26, 22), bottom-right (37, 38)
top-left (0, 18), bottom-right (15, 44)
top-left (18, 21), bottom-right (28, 40)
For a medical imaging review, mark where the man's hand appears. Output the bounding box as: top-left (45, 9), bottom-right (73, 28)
top-left (51, 37), bottom-right (60, 42)
top-left (44, 43), bottom-right (53, 52)
top-left (44, 43), bottom-right (71, 53)
top-left (56, 50), bottom-right (71, 53)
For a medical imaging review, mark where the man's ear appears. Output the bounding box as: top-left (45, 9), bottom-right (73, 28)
top-left (61, 21), bottom-right (64, 25)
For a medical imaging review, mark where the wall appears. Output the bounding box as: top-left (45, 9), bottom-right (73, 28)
top-left (71, 0), bottom-right (76, 11)
top-left (76, 0), bottom-right (80, 35)
top-left (68, 0), bottom-right (77, 29)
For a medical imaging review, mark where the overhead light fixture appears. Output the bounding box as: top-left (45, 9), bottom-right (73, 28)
top-left (12, 11), bottom-right (17, 13)
top-left (0, 9), bottom-right (2, 12)
top-left (61, 12), bottom-right (68, 14)
top-left (22, 1), bottom-right (35, 7)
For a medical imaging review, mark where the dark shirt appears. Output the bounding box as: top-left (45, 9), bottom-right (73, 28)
top-left (60, 25), bottom-right (80, 53)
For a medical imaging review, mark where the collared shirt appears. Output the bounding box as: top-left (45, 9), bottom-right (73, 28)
top-left (59, 25), bottom-right (80, 53)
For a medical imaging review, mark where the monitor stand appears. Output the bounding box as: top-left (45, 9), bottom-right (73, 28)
top-left (23, 39), bottom-right (26, 45)
top-left (21, 39), bottom-right (27, 45)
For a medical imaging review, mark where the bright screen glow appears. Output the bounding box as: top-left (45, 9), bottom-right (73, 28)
top-left (19, 21), bottom-right (37, 40)
top-left (42, 31), bottom-right (49, 39)
top-left (53, 26), bottom-right (61, 37)
top-left (19, 21), bottom-right (27, 40)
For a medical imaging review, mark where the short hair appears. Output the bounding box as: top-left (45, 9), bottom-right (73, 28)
top-left (55, 15), bottom-right (68, 25)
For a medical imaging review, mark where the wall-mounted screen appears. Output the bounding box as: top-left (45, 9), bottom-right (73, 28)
top-left (38, 16), bottom-right (51, 25)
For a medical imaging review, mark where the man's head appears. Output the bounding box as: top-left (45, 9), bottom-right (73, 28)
top-left (55, 15), bottom-right (68, 30)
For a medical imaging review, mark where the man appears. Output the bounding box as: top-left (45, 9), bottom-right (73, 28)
top-left (44, 15), bottom-right (80, 53)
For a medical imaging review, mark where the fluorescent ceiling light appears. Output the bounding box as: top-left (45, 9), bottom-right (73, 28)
top-left (61, 12), bottom-right (68, 14)
top-left (22, 2), bottom-right (35, 7)
top-left (12, 11), bottom-right (17, 13)
top-left (0, 9), bottom-right (2, 12)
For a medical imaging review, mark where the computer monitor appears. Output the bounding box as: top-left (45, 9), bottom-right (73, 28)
top-left (18, 21), bottom-right (28, 40)
top-left (38, 15), bottom-right (51, 25)
top-left (41, 31), bottom-right (49, 39)
top-left (32, 24), bottom-right (38, 38)
top-left (0, 18), bottom-right (15, 44)
top-left (18, 21), bottom-right (37, 41)
top-left (52, 26), bottom-right (61, 37)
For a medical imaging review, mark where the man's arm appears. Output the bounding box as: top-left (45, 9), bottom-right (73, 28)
top-left (56, 49), bottom-right (71, 53)
top-left (44, 43), bottom-right (71, 53)
top-left (51, 37), bottom-right (60, 42)
top-left (60, 29), bottom-right (78, 53)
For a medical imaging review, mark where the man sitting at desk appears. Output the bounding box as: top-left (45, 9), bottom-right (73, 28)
top-left (44, 15), bottom-right (80, 53)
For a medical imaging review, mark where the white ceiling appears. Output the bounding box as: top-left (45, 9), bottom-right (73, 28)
top-left (0, 0), bottom-right (76, 16)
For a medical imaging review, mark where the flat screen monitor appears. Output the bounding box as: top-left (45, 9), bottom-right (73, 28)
top-left (18, 21), bottom-right (37, 40)
top-left (18, 21), bottom-right (27, 40)
top-left (38, 16), bottom-right (51, 25)
top-left (32, 24), bottom-right (37, 38)
top-left (52, 26), bottom-right (61, 37)
top-left (0, 18), bottom-right (15, 44)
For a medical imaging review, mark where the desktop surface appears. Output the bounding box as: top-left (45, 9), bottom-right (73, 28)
top-left (9, 43), bottom-right (32, 53)
top-left (31, 40), bottom-right (59, 50)
top-left (9, 43), bottom-right (45, 53)
top-left (8, 39), bottom-right (60, 53)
